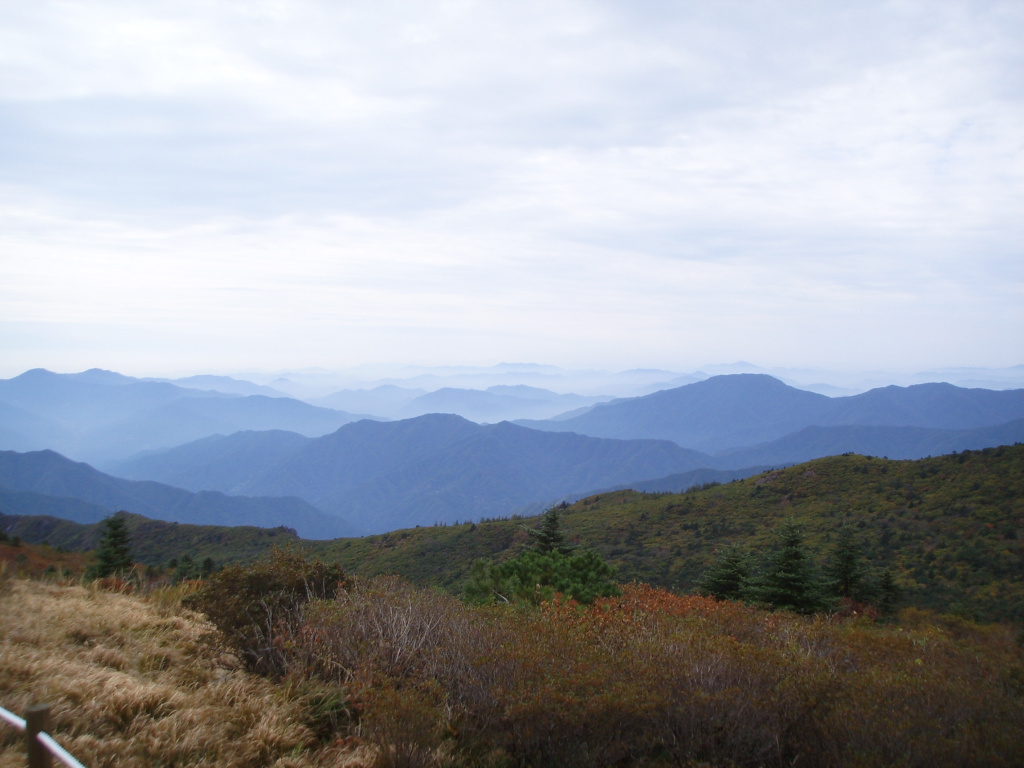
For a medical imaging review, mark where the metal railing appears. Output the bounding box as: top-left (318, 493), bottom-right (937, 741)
top-left (0, 704), bottom-right (87, 768)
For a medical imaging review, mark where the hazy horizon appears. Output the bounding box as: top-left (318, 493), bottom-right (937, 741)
top-left (3, 360), bottom-right (1023, 401)
top-left (2, 1), bottom-right (1021, 377)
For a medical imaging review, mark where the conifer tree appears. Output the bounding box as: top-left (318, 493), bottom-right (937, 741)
top-left (875, 568), bottom-right (902, 615)
top-left (468, 505), bottom-right (618, 605)
top-left (698, 544), bottom-right (751, 601)
top-left (823, 526), bottom-right (874, 603)
top-left (90, 513), bottom-right (134, 579)
top-left (747, 521), bottom-right (827, 614)
top-left (172, 554), bottom-right (199, 584)
top-left (524, 506), bottom-right (575, 555)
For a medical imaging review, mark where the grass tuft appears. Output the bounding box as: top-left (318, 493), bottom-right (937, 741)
top-left (0, 579), bottom-right (372, 767)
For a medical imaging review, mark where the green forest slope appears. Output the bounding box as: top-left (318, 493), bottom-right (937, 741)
top-left (308, 445), bottom-right (1024, 622)
top-left (3, 445), bottom-right (1021, 622)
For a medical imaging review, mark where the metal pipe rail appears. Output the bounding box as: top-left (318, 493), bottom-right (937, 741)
top-left (0, 704), bottom-right (87, 768)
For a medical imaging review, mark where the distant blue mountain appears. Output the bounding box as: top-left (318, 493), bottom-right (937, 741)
top-left (312, 385), bottom-right (425, 417)
top-left (112, 430), bottom-right (311, 494)
top-left (517, 374), bottom-right (1024, 452)
top-left (710, 420), bottom-right (1024, 469)
top-left (5, 369), bottom-right (1023, 537)
top-left (311, 383), bottom-right (611, 422)
top-left (111, 414), bottom-right (711, 533)
top-left (0, 449), bottom-right (360, 539)
top-left (0, 368), bottom-right (367, 465)
top-left (161, 374), bottom-right (290, 398)
top-left (394, 386), bottom-right (611, 422)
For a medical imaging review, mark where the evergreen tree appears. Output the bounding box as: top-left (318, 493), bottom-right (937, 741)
top-left (823, 526), bottom-right (875, 603)
top-left (524, 506), bottom-right (575, 555)
top-left (698, 544), bottom-right (751, 601)
top-left (465, 548), bottom-right (619, 606)
top-left (468, 507), bottom-right (617, 606)
top-left (875, 568), bottom-right (902, 615)
top-left (89, 513), bottom-right (134, 579)
top-left (747, 521), bottom-right (827, 615)
top-left (172, 554), bottom-right (199, 584)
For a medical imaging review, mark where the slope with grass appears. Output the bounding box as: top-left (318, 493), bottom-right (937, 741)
top-left (0, 511), bottom-right (303, 572)
top-left (0, 579), bottom-right (370, 768)
top-left (0, 537), bottom-right (90, 579)
top-left (188, 557), bottom-right (1024, 767)
top-left (5, 560), bottom-right (1021, 768)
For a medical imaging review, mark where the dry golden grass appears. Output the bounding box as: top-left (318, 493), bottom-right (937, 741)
top-left (0, 579), bottom-right (373, 768)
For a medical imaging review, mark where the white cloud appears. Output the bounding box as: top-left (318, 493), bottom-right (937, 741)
top-left (0, 0), bottom-right (1021, 376)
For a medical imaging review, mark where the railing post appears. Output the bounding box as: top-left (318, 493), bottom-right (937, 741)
top-left (25, 704), bottom-right (52, 768)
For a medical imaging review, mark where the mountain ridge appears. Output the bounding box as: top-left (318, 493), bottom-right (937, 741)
top-left (0, 368), bottom-right (368, 465)
top-left (0, 449), bottom-right (360, 539)
top-left (516, 374), bottom-right (1024, 451)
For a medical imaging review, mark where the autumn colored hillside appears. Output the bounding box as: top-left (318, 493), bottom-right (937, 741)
top-left (3, 553), bottom-right (1023, 768)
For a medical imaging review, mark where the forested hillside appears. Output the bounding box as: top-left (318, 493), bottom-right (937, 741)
top-left (5, 446), bottom-right (1020, 623)
top-left (305, 445), bottom-right (1023, 622)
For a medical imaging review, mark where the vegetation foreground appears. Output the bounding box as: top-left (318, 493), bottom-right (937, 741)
top-left (2, 553), bottom-right (1023, 768)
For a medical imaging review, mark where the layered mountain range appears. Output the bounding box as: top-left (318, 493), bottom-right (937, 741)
top-left (0, 368), bottom-right (1021, 536)
top-left (0, 449), bottom-right (360, 538)
top-left (516, 374), bottom-right (1024, 452)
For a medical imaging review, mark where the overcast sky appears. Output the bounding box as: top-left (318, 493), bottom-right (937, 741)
top-left (1, 0), bottom-right (1021, 379)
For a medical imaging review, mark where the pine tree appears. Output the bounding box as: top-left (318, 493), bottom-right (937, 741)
top-left (172, 554), bottom-right (199, 584)
top-left (698, 544), bottom-right (751, 601)
top-left (524, 506), bottom-right (575, 555)
top-left (823, 526), bottom-right (874, 603)
top-left (875, 568), bottom-right (902, 615)
top-left (747, 521), bottom-right (827, 614)
top-left (90, 513), bottom-right (134, 579)
top-left (464, 548), bottom-right (619, 606)
top-left (467, 507), bottom-right (618, 606)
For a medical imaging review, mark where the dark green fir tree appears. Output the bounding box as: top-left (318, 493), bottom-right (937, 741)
top-left (698, 544), bottom-right (751, 601)
top-left (89, 513), bottom-right (134, 579)
top-left (747, 521), bottom-right (827, 615)
top-left (524, 505), bottom-right (575, 555)
top-left (823, 526), bottom-right (875, 603)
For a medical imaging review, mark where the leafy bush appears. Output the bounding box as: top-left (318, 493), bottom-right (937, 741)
top-left (361, 680), bottom-right (447, 768)
top-left (284, 574), bottom-right (1024, 767)
top-left (300, 575), bottom-right (474, 684)
top-left (464, 507), bottom-right (620, 606)
top-left (464, 548), bottom-right (620, 606)
top-left (185, 547), bottom-right (347, 676)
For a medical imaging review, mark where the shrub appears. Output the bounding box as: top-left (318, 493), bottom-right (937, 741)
top-left (188, 552), bottom-right (1024, 767)
top-left (464, 548), bottom-right (620, 606)
top-left (361, 679), bottom-right (447, 768)
top-left (185, 548), bottom-right (347, 676)
top-left (299, 575), bottom-right (482, 686)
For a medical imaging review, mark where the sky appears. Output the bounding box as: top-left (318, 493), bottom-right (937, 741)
top-left (1, 0), bottom-right (1022, 380)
